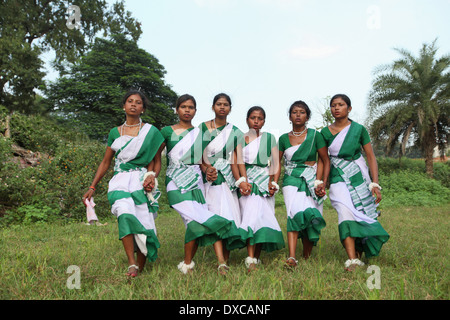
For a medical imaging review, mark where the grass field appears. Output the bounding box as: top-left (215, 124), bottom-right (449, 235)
top-left (0, 199), bottom-right (448, 301)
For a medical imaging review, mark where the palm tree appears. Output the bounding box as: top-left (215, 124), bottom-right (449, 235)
top-left (368, 39), bottom-right (450, 177)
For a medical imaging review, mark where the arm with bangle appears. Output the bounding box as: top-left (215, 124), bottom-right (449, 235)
top-left (314, 146), bottom-right (330, 198)
top-left (363, 142), bottom-right (382, 204)
top-left (143, 143), bottom-right (164, 192)
top-left (268, 145), bottom-right (281, 196)
top-left (231, 144), bottom-right (251, 195)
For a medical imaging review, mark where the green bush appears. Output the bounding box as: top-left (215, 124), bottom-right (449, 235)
top-left (380, 170), bottom-right (450, 207)
top-left (19, 205), bottom-right (59, 225)
top-left (378, 157), bottom-right (450, 188)
top-left (9, 112), bottom-right (91, 156)
top-left (50, 141), bottom-right (112, 220)
top-left (0, 135), bottom-right (12, 164)
top-left (0, 112), bottom-right (112, 225)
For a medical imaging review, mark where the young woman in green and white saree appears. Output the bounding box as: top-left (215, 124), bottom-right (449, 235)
top-left (233, 106), bottom-right (285, 271)
top-left (275, 101), bottom-right (329, 267)
top-left (159, 94), bottom-right (232, 275)
top-left (321, 94), bottom-right (389, 271)
top-left (82, 90), bottom-right (164, 278)
top-left (200, 93), bottom-right (245, 263)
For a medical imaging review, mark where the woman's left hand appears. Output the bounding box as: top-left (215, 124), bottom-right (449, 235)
top-left (372, 187), bottom-right (382, 204)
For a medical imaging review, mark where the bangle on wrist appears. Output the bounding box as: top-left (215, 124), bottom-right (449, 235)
top-left (314, 180), bottom-right (324, 188)
top-left (270, 181), bottom-right (280, 191)
top-left (144, 171), bottom-right (156, 179)
top-left (369, 182), bottom-right (381, 192)
top-left (89, 186), bottom-right (96, 191)
top-left (235, 177), bottom-right (247, 188)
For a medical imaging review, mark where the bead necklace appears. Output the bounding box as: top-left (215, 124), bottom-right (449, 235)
top-left (121, 118), bottom-right (142, 137)
top-left (123, 118), bottom-right (142, 127)
top-left (292, 126), bottom-right (307, 137)
top-left (118, 119), bottom-right (143, 164)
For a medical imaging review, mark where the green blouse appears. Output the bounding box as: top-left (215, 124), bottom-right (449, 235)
top-left (320, 121), bottom-right (371, 184)
top-left (161, 126), bottom-right (206, 165)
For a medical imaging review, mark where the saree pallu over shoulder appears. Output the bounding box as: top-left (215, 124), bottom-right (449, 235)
top-left (238, 132), bottom-right (285, 252)
top-left (281, 130), bottom-right (326, 244)
top-left (107, 123), bottom-right (164, 262)
top-left (325, 122), bottom-right (389, 258)
top-left (203, 123), bottom-right (240, 191)
top-left (282, 129), bottom-right (326, 205)
top-left (202, 123), bottom-right (243, 250)
top-left (164, 126), bottom-right (231, 246)
top-left (166, 127), bottom-right (202, 193)
top-left (242, 132), bottom-right (275, 196)
top-left (328, 122), bottom-right (378, 219)
top-left (111, 124), bottom-right (163, 174)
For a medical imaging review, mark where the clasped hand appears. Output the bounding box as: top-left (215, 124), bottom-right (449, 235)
top-left (239, 181), bottom-right (252, 196)
top-left (143, 175), bottom-right (156, 192)
top-left (206, 167), bottom-right (218, 182)
top-left (314, 183), bottom-right (326, 198)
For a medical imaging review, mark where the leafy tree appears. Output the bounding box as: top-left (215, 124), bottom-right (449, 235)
top-left (314, 96), bottom-right (334, 130)
top-left (44, 34), bottom-right (178, 141)
top-left (0, 0), bottom-right (142, 113)
top-left (368, 40), bottom-right (450, 177)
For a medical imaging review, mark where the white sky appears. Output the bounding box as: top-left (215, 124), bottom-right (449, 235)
top-left (62, 0), bottom-right (450, 138)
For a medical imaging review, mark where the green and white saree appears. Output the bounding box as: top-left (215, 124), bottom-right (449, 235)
top-left (107, 123), bottom-right (164, 262)
top-left (201, 122), bottom-right (244, 250)
top-left (238, 132), bottom-right (285, 252)
top-left (161, 126), bottom-right (231, 246)
top-left (278, 129), bottom-right (327, 245)
top-left (321, 121), bottom-right (389, 258)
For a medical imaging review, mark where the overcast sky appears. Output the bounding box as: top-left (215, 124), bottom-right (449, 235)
top-left (54, 0), bottom-right (450, 138)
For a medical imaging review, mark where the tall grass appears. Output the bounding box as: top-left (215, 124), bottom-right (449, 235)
top-left (1, 202), bottom-right (448, 300)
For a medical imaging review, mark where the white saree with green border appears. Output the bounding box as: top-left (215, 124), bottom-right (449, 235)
top-left (202, 122), bottom-right (244, 250)
top-left (325, 122), bottom-right (389, 258)
top-left (161, 126), bottom-right (231, 246)
top-left (238, 132), bottom-right (285, 252)
top-left (107, 123), bottom-right (164, 262)
top-left (280, 129), bottom-right (327, 245)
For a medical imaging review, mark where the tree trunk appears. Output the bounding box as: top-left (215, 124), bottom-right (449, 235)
top-left (423, 135), bottom-right (435, 178)
top-left (425, 153), bottom-right (434, 178)
top-left (5, 114), bottom-right (11, 138)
